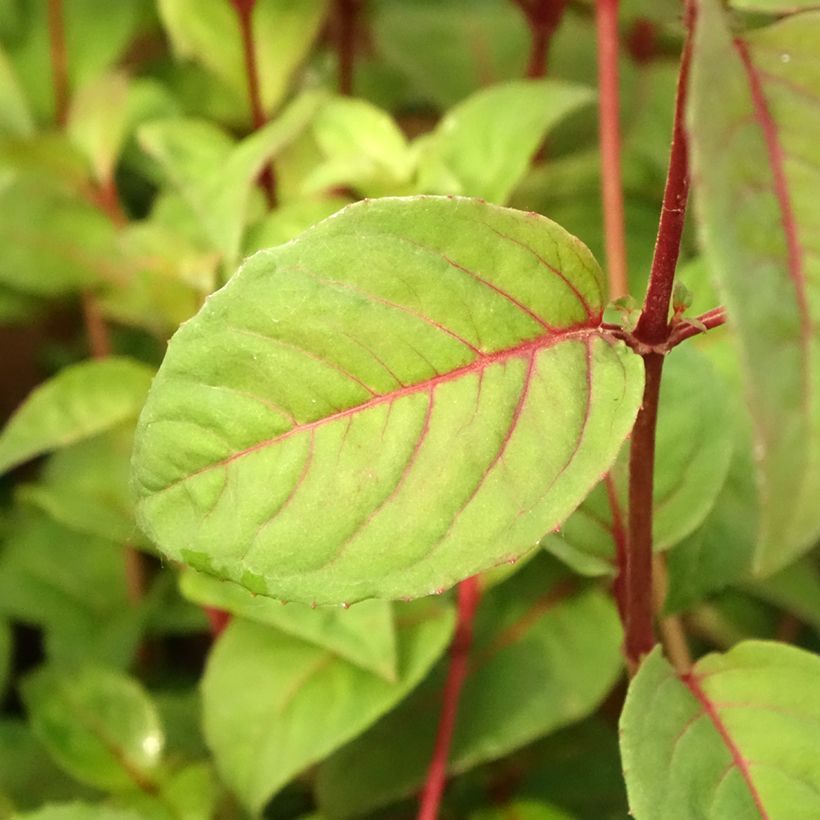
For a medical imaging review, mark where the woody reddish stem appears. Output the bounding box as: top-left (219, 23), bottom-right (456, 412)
top-left (418, 576), bottom-right (481, 820)
top-left (230, 0), bottom-right (277, 206)
top-left (336, 0), bottom-right (362, 95)
top-left (595, 0), bottom-right (629, 300)
top-left (625, 3), bottom-right (695, 672)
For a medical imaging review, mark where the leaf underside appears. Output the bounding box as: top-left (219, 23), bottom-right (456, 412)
top-left (133, 197), bottom-right (643, 604)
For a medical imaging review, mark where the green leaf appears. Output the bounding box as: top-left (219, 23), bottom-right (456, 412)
top-left (17, 427), bottom-right (142, 546)
top-left (620, 642), bottom-right (820, 819)
top-left (245, 197), bottom-right (351, 253)
top-left (0, 357), bottom-right (154, 475)
top-left (744, 557), bottom-right (820, 636)
top-left (315, 556), bottom-right (623, 819)
top-left (0, 720), bottom-right (91, 811)
top-left (0, 176), bottom-right (118, 297)
top-left (543, 345), bottom-right (734, 575)
top-left (133, 197), bottom-right (643, 605)
top-left (0, 514), bottom-right (141, 668)
top-left (0, 44), bottom-right (33, 137)
top-left (469, 802), bottom-right (573, 820)
top-left (729, 0), bottom-right (820, 11)
top-left (67, 72), bottom-right (130, 185)
top-left (22, 664), bottom-right (164, 793)
top-left (15, 803), bottom-right (146, 820)
top-left (138, 90), bottom-right (323, 269)
top-left (0, 619), bottom-right (10, 701)
top-left (202, 599), bottom-right (454, 813)
top-left (157, 0), bottom-right (328, 119)
top-left (416, 80), bottom-right (594, 204)
top-left (181, 570), bottom-right (398, 680)
top-left (303, 97), bottom-right (414, 196)
top-left (689, 1), bottom-right (820, 572)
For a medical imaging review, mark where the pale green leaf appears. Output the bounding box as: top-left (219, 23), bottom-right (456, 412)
top-left (202, 599), bottom-right (454, 813)
top-left (67, 72), bottom-right (130, 185)
top-left (689, 1), bottom-right (820, 572)
top-left (139, 90), bottom-right (323, 269)
top-left (621, 642), bottom-right (820, 819)
top-left (0, 357), bottom-right (154, 475)
top-left (157, 0), bottom-right (328, 118)
top-left (316, 556), bottom-right (623, 819)
top-left (416, 79), bottom-right (594, 204)
top-left (133, 197), bottom-right (643, 605)
top-left (181, 569), bottom-right (398, 680)
top-left (730, 0), bottom-right (820, 11)
top-left (22, 664), bottom-right (164, 793)
top-left (0, 45), bottom-right (33, 137)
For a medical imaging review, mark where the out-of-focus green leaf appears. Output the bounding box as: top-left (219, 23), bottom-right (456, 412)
top-left (157, 0), bottom-right (328, 119)
top-left (0, 357), bottom-right (153, 475)
top-left (152, 689), bottom-right (208, 761)
top-left (0, 619), bottom-right (10, 701)
top-left (15, 803), bottom-right (146, 820)
top-left (139, 90), bottom-right (323, 269)
top-left (0, 514), bottom-right (141, 668)
top-left (133, 197), bottom-right (642, 605)
top-left (543, 345), bottom-right (733, 575)
top-left (6, 0), bottom-right (146, 122)
top-left (416, 80), bottom-right (594, 204)
top-left (22, 664), bottom-right (164, 793)
top-left (303, 97), bottom-right (414, 196)
top-left (689, 1), bottom-right (820, 573)
top-left (0, 45), bottom-right (33, 137)
top-left (67, 72), bottom-right (130, 185)
top-left (0, 176), bottom-right (118, 297)
top-left (17, 427), bottom-right (142, 546)
top-left (744, 557), bottom-right (820, 636)
top-left (730, 0), bottom-right (820, 10)
top-left (621, 642), bottom-right (820, 819)
top-left (316, 557), bottom-right (622, 819)
top-left (202, 599), bottom-right (454, 813)
top-left (469, 802), bottom-right (573, 820)
top-left (0, 720), bottom-right (91, 811)
top-left (181, 569), bottom-right (398, 680)
top-left (119, 761), bottom-right (221, 820)
top-left (245, 197), bottom-right (350, 252)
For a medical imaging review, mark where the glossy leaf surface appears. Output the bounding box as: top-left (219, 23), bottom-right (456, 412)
top-left (202, 600), bottom-right (454, 812)
top-left (621, 642), bottom-right (820, 819)
top-left (133, 197), bottom-right (643, 604)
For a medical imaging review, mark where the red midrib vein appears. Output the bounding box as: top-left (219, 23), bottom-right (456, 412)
top-left (156, 325), bottom-right (598, 494)
top-left (734, 39), bottom-right (811, 350)
top-left (682, 672), bottom-right (770, 819)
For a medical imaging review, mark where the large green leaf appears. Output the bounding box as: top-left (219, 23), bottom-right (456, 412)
top-left (620, 642), bottom-right (820, 819)
top-left (0, 357), bottom-right (154, 475)
top-left (689, 1), bottom-right (820, 573)
top-left (415, 80), bottom-right (594, 205)
top-left (133, 197), bottom-right (643, 605)
top-left (315, 556), bottom-right (623, 819)
top-left (157, 0), bottom-right (328, 119)
top-left (202, 599), bottom-right (454, 813)
top-left (22, 664), bottom-right (164, 793)
top-left (181, 569), bottom-right (398, 680)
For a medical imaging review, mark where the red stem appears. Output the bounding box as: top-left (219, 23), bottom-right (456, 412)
top-left (625, 352), bottom-right (663, 668)
top-left (336, 0), bottom-right (361, 95)
top-left (512, 0), bottom-right (568, 79)
top-left (668, 306), bottom-right (727, 348)
top-left (230, 0), bottom-right (277, 206)
top-left (633, 2), bottom-right (695, 346)
top-left (595, 0), bottom-right (629, 300)
top-left (604, 472), bottom-right (628, 624)
top-left (47, 0), bottom-right (69, 126)
top-left (418, 576), bottom-right (481, 820)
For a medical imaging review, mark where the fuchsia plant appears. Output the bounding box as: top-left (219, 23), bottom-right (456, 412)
top-left (0, 0), bottom-right (819, 817)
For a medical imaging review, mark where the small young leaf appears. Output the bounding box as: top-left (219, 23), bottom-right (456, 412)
top-left (202, 599), bottom-right (454, 813)
top-left (22, 665), bottom-right (164, 793)
top-left (0, 357), bottom-right (154, 475)
top-left (181, 569), bottom-right (399, 680)
top-left (620, 642), bottom-right (820, 819)
top-left (133, 197), bottom-right (643, 605)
